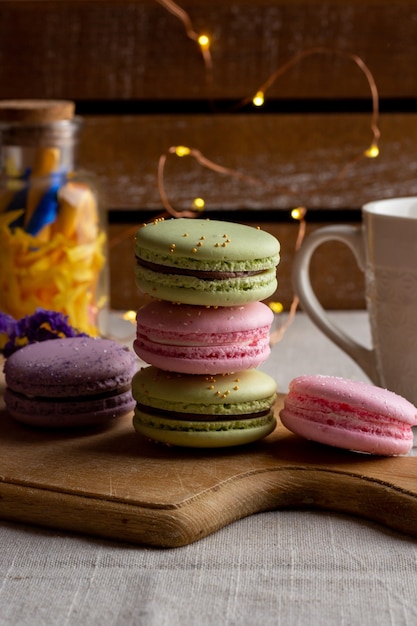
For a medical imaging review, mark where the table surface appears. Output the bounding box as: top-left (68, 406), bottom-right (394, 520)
top-left (2, 311), bottom-right (417, 626)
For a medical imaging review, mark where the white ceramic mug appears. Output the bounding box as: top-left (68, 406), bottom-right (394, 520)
top-left (293, 196), bottom-right (417, 404)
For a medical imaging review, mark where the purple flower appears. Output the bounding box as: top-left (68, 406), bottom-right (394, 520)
top-left (0, 313), bottom-right (17, 355)
top-left (1, 309), bottom-right (88, 358)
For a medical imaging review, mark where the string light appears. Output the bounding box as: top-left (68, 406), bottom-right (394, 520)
top-left (154, 42), bottom-right (380, 220)
top-left (364, 143), bottom-right (380, 158)
top-left (175, 146), bottom-right (191, 157)
top-left (192, 197), bottom-right (205, 210)
top-left (252, 91), bottom-right (265, 107)
top-left (131, 2), bottom-right (382, 345)
top-left (198, 34), bottom-right (210, 50)
top-left (291, 206), bottom-right (306, 221)
top-left (155, 0), bottom-right (213, 78)
top-left (123, 310), bottom-right (137, 323)
top-left (291, 207), bottom-right (307, 253)
top-left (269, 302), bottom-right (284, 314)
top-left (157, 145), bottom-right (263, 217)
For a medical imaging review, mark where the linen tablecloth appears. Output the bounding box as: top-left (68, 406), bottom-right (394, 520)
top-left (2, 312), bottom-right (417, 626)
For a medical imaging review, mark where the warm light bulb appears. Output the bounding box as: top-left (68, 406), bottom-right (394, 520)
top-left (252, 91), bottom-right (265, 107)
top-left (198, 34), bottom-right (210, 49)
top-left (192, 197), bottom-right (205, 210)
top-left (291, 206), bottom-right (306, 220)
top-left (269, 301), bottom-right (284, 314)
top-left (364, 144), bottom-right (380, 158)
top-left (123, 310), bottom-right (137, 324)
top-left (175, 146), bottom-right (191, 157)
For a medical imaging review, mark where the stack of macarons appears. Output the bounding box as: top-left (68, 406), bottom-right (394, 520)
top-left (132, 217), bottom-right (280, 448)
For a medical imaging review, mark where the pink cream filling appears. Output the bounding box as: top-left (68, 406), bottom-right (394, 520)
top-left (136, 326), bottom-right (270, 347)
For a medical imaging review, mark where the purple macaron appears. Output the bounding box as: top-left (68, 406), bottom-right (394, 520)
top-left (4, 336), bottom-right (137, 428)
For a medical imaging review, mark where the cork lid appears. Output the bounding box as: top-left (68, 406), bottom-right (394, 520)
top-left (0, 100), bottom-right (75, 124)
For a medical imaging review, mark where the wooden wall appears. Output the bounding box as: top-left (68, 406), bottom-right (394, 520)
top-left (1, 0), bottom-right (416, 311)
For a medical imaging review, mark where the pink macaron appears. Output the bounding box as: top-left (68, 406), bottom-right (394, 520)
top-left (133, 300), bottom-right (274, 375)
top-left (280, 375), bottom-right (417, 456)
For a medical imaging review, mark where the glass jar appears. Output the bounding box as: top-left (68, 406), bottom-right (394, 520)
top-left (0, 100), bottom-right (108, 336)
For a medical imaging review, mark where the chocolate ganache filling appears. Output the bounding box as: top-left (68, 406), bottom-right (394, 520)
top-left (136, 257), bottom-right (264, 280)
top-left (136, 404), bottom-right (271, 421)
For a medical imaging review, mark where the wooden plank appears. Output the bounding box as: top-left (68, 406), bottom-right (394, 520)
top-left (0, 0), bottom-right (416, 100)
top-left (1, 394), bottom-right (417, 548)
top-left (108, 221), bottom-right (366, 311)
top-left (1, 0), bottom-right (412, 311)
top-left (80, 113), bottom-right (417, 211)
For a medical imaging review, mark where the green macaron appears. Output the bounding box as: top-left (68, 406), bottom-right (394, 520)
top-left (134, 218), bottom-right (280, 306)
top-left (132, 366), bottom-right (277, 448)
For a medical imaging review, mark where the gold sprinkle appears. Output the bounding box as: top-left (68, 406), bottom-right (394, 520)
top-left (226, 239), bottom-right (231, 243)
top-left (233, 386), bottom-right (239, 390)
top-left (183, 233), bottom-right (189, 237)
top-left (215, 391), bottom-right (221, 396)
top-left (256, 226), bottom-right (261, 230)
top-left (208, 385), bottom-right (214, 390)
top-left (197, 241), bottom-right (203, 247)
top-left (222, 242), bottom-right (227, 247)
top-left (200, 236), bottom-right (205, 240)
top-left (192, 247), bottom-right (198, 253)
top-left (234, 378), bottom-right (240, 382)
top-left (215, 243), bottom-right (220, 248)
top-left (223, 234), bottom-right (228, 238)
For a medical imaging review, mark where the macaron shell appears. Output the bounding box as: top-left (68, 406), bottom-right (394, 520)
top-left (133, 412), bottom-right (277, 448)
top-left (135, 218), bottom-right (280, 270)
top-left (4, 388), bottom-right (135, 429)
top-left (287, 375), bottom-right (417, 426)
top-left (4, 336), bottom-right (136, 397)
top-left (131, 367), bottom-right (277, 416)
top-left (132, 342), bottom-right (270, 375)
top-left (135, 266), bottom-right (278, 306)
top-left (136, 301), bottom-right (274, 336)
top-left (134, 301), bottom-right (273, 374)
top-left (279, 408), bottom-right (413, 456)
top-left (280, 375), bottom-right (417, 456)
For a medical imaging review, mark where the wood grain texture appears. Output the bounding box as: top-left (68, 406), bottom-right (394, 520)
top-left (81, 113), bottom-right (417, 211)
top-left (0, 0), bottom-right (416, 100)
top-left (1, 391), bottom-right (417, 548)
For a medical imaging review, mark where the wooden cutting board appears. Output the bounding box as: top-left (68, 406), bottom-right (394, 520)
top-left (1, 387), bottom-right (417, 548)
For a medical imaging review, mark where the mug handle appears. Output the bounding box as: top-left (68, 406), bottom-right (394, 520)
top-left (292, 224), bottom-right (379, 384)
